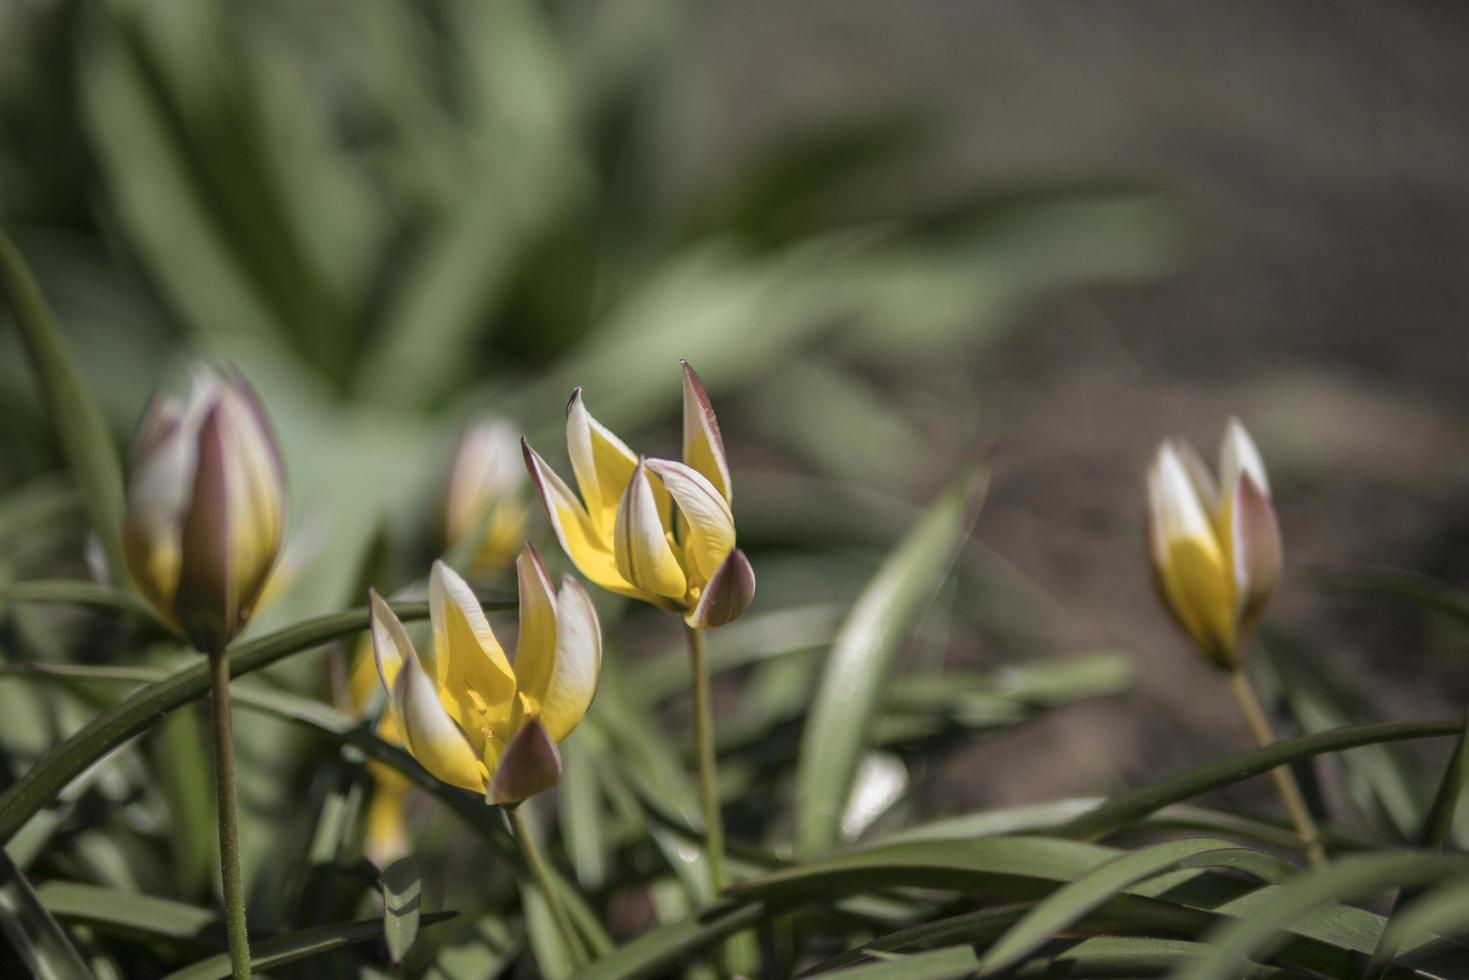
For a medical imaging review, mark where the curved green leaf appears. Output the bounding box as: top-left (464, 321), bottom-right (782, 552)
top-left (1175, 852), bottom-right (1469, 980)
top-left (0, 849), bottom-right (94, 980)
top-left (0, 231), bottom-right (127, 583)
top-left (1370, 878), bottom-right (1469, 975)
top-left (1061, 721), bottom-right (1461, 842)
top-left (0, 580), bottom-right (153, 617)
top-left (977, 838), bottom-right (1294, 974)
top-left (163, 910), bottom-right (456, 980)
top-left (1418, 711), bottom-right (1469, 850)
top-left (38, 881), bottom-right (217, 945)
top-left (795, 466), bottom-right (988, 852)
top-left (0, 600), bottom-right (449, 845)
top-left (577, 902), bottom-right (767, 980)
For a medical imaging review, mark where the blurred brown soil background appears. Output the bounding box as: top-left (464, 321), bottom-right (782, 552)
top-left (686, 2), bottom-right (1469, 820)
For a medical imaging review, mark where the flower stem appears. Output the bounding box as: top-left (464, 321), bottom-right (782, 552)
top-left (1228, 667), bottom-right (1327, 868)
top-left (687, 624), bottom-right (726, 895)
top-left (208, 648), bottom-right (251, 979)
top-left (509, 805), bottom-right (587, 967)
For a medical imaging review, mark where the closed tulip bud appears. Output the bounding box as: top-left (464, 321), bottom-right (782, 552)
top-left (1146, 418), bottom-right (1282, 668)
top-left (522, 361), bottom-right (755, 627)
top-left (368, 549), bottom-right (601, 804)
top-left (123, 367), bottom-right (287, 654)
top-left (443, 418), bottom-right (528, 572)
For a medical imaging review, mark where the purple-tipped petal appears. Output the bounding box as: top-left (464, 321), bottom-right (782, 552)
top-left (680, 360), bottom-right (731, 504)
top-left (175, 405), bottom-right (237, 653)
top-left (488, 719), bottom-right (562, 805)
top-left (1231, 472), bottom-right (1282, 638)
top-left (686, 547), bottom-right (756, 628)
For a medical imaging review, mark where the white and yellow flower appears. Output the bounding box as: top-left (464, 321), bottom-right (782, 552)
top-left (443, 418), bottom-right (528, 572)
top-left (123, 366), bottom-right (286, 654)
top-left (1146, 418), bottom-right (1282, 668)
top-left (368, 549), bottom-right (601, 804)
top-left (521, 361), bottom-right (755, 628)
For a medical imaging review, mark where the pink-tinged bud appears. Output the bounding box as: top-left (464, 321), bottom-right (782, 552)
top-left (123, 367), bottom-right (286, 652)
top-left (443, 418), bottom-right (527, 571)
top-left (488, 719), bottom-right (562, 805)
top-left (686, 548), bottom-right (756, 628)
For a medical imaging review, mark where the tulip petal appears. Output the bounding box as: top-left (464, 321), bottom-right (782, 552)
top-left (686, 548), bottom-right (756, 628)
top-left (644, 458), bottom-right (736, 586)
top-left (1220, 417), bottom-right (1271, 497)
top-left (123, 395), bottom-right (193, 620)
top-left (428, 561), bottom-right (518, 762)
top-left (175, 406), bottom-right (243, 653)
top-left (1147, 443), bottom-right (1235, 665)
top-left (445, 419), bottom-right (524, 547)
top-left (1228, 472), bottom-right (1281, 634)
top-left (395, 648), bottom-right (486, 793)
top-left (510, 545), bottom-right (558, 721)
top-left (368, 589), bottom-right (413, 729)
top-left (488, 719), bottom-right (562, 805)
top-left (217, 376), bottom-right (287, 615)
top-left (681, 361), bottom-right (731, 504)
top-left (523, 439), bottom-right (642, 599)
top-left (614, 461), bottom-right (687, 599)
top-left (566, 389), bottom-right (639, 538)
top-left (539, 575), bottom-right (601, 741)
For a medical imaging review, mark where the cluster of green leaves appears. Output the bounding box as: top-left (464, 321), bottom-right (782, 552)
top-left (6, 0), bottom-right (1469, 977)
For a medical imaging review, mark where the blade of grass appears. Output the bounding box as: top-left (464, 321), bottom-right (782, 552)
top-left (163, 910), bottom-right (456, 980)
top-left (795, 466), bottom-right (988, 852)
top-left (0, 849), bottom-right (95, 980)
top-left (1060, 721), bottom-right (1461, 842)
top-left (38, 882), bottom-right (218, 945)
top-left (0, 231), bottom-right (126, 584)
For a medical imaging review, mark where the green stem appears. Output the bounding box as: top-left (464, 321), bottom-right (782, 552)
top-left (1228, 667), bottom-right (1327, 868)
top-left (509, 805), bottom-right (587, 967)
top-left (687, 624), bottom-right (726, 895)
top-left (208, 648), bottom-right (251, 979)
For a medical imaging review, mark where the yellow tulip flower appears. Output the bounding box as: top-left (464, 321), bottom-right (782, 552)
top-left (521, 361), bottom-right (755, 627)
top-left (368, 549), bottom-right (601, 804)
top-left (1145, 418), bottom-right (1282, 668)
top-left (443, 418), bottom-right (528, 572)
top-left (123, 366), bottom-right (286, 654)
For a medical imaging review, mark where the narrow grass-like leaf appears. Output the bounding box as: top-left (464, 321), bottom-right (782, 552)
top-left (0, 848), bottom-right (95, 980)
top-left (0, 231), bottom-right (126, 584)
top-left (163, 910), bottom-right (456, 980)
top-left (1417, 711), bottom-right (1469, 850)
top-left (1175, 852), bottom-right (1469, 980)
top-left (1369, 878), bottom-right (1469, 975)
top-left (1061, 721), bottom-right (1461, 842)
top-left (0, 601), bottom-right (451, 844)
top-left (977, 838), bottom-right (1294, 974)
top-left (38, 882), bottom-right (217, 945)
top-left (1309, 563), bottom-right (1469, 631)
top-left (576, 902), bottom-right (767, 980)
top-left (795, 466), bottom-right (988, 852)
top-left (381, 856), bottom-right (422, 964)
top-left (0, 580), bottom-right (152, 617)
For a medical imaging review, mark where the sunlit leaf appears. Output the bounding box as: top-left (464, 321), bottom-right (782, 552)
top-left (795, 466), bottom-right (988, 852)
top-left (0, 849), bottom-right (95, 980)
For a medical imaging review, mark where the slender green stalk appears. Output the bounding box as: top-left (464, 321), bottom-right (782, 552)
top-left (687, 624), bottom-right (726, 894)
top-left (1228, 668), bottom-right (1327, 868)
top-left (509, 805), bottom-right (587, 967)
top-left (207, 649), bottom-right (251, 979)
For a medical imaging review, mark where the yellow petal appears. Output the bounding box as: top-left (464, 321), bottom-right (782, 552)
top-left (368, 589), bottom-right (413, 732)
top-left (566, 388), bottom-right (638, 538)
top-left (1147, 443), bottom-right (1236, 664)
top-left (394, 650), bottom-right (486, 792)
top-left (510, 545), bottom-right (558, 724)
top-left (523, 439), bottom-right (645, 600)
top-left (428, 561), bottom-right (518, 763)
top-left (644, 458), bottom-right (736, 588)
top-left (614, 461), bottom-right (687, 599)
top-left (681, 361), bottom-right (731, 504)
top-left (540, 574), bottom-right (602, 741)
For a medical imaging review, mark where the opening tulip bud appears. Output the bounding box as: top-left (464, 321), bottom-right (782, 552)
top-left (443, 418), bottom-right (527, 571)
top-left (523, 360), bottom-right (756, 626)
top-left (1145, 418), bottom-right (1282, 668)
top-left (123, 367), bottom-right (286, 654)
